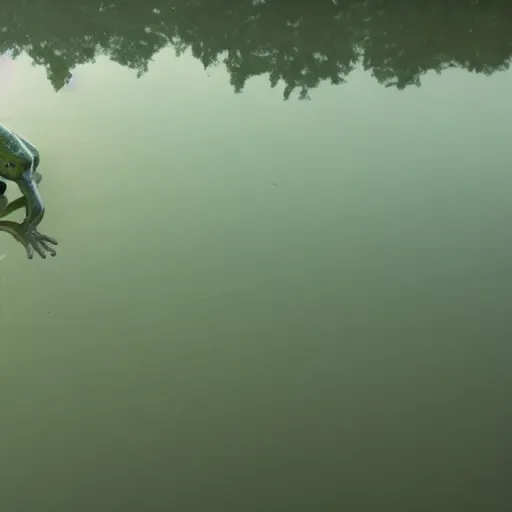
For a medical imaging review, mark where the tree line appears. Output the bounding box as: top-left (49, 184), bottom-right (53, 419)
top-left (1, 0), bottom-right (511, 98)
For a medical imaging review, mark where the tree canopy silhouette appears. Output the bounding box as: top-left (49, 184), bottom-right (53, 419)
top-left (1, 0), bottom-right (511, 99)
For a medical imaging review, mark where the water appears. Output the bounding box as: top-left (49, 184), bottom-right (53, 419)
top-left (1, 1), bottom-right (512, 510)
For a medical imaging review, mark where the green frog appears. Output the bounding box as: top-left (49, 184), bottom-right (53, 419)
top-left (0, 123), bottom-right (57, 258)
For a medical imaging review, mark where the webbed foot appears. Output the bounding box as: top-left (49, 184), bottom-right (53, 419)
top-left (0, 220), bottom-right (58, 259)
top-left (23, 226), bottom-right (57, 259)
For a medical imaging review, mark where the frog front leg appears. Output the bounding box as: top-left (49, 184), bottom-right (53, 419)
top-left (0, 170), bottom-right (45, 224)
top-left (0, 172), bottom-right (57, 258)
top-left (19, 136), bottom-right (42, 184)
top-left (18, 170), bottom-right (45, 227)
top-left (13, 171), bottom-right (57, 258)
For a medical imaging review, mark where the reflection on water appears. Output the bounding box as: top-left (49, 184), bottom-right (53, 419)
top-left (1, 1), bottom-right (512, 511)
top-left (1, 0), bottom-right (512, 97)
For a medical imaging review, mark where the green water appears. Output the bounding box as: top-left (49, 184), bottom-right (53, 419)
top-left (1, 1), bottom-right (512, 510)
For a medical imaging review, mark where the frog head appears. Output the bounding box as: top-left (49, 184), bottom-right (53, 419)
top-left (0, 125), bottom-right (36, 180)
top-left (0, 149), bottom-right (33, 181)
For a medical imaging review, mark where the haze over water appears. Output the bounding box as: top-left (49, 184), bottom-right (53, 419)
top-left (1, 1), bottom-right (511, 510)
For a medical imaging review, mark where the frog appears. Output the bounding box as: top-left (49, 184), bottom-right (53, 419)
top-left (0, 123), bottom-right (57, 258)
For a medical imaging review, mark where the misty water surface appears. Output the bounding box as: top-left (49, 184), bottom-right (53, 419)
top-left (1, 1), bottom-right (511, 511)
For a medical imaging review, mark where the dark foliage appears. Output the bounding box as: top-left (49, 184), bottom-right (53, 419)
top-left (1, 0), bottom-right (511, 98)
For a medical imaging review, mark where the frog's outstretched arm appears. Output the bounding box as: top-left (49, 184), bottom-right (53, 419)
top-left (17, 171), bottom-right (45, 228)
top-left (0, 172), bottom-right (44, 226)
